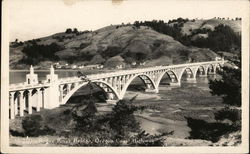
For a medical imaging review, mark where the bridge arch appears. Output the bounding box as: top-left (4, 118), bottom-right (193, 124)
top-left (206, 64), bottom-right (216, 73)
top-left (155, 70), bottom-right (178, 88)
top-left (13, 91), bottom-right (21, 111)
top-left (92, 80), bottom-right (121, 100)
top-left (119, 74), bottom-right (157, 99)
top-left (178, 67), bottom-right (196, 81)
top-left (61, 80), bottom-right (120, 105)
top-left (193, 65), bottom-right (207, 76)
top-left (23, 90), bottom-right (29, 110)
top-left (198, 65), bottom-right (206, 74)
top-left (213, 63), bottom-right (223, 72)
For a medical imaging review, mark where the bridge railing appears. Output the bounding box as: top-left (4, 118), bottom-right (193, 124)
top-left (9, 60), bottom-right (226, 89)
top-left (83, 60), bottom-right (225, 80)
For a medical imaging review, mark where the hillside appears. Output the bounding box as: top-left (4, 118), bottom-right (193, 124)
top-left (181, 18), bottom-right (241, 36)
top-left (10, 19), bottom-right (235, 69)
top-left (135, 18), bottom-right (241, 53)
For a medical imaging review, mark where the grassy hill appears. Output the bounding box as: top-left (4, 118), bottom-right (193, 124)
top-left (134, 18), bottom-right (241, 53)
top-left (10, 18), bottom-right (241, 69)
top-left (181, 18), bottom-right (241, 36)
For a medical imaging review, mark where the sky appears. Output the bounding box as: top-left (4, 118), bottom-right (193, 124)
top-left (7, 0), bottom-right (246, 41)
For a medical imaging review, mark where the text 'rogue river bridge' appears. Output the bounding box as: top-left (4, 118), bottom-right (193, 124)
top-left (8, 60), bottom-right (225, 119)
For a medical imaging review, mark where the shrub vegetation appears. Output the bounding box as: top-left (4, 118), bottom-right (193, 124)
top-left (19, 42), bottom-right (61, 65)
top-left (67, 98), bottom-right (172, 146)
top-left (186, 56), bottom-right (241, 142)
top-left (22, 114), bottom-right (55, 137)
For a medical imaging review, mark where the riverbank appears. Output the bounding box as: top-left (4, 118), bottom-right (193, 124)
top-left (122, 83), bottom-right (224, 145)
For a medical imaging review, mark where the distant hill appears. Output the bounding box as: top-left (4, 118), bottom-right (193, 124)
top-left (181, 18), bottom-right (241, 36)
top-left (134, 18), bottom-right (241, 55)
top-left (10, 18), bottom-right (240, 69)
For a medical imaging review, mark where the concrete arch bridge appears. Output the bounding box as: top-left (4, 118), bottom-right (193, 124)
top-left (8, 60), bottom-right (225, 119)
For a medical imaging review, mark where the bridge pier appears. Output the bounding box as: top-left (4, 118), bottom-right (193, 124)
top-left (19, 91), bottom-right (24, 117)
top-left (158, 86), bottom-right (172, 91)
top-left (208, 72), bottom-right (216, 75)
top-left (105, 91), bottom-right (120, 104)
top-left (145, 88), bottom-right (159, 93)
top-left (106, 99), bottom-right (119, 104)
top-left (59, 85), bottom-right (64, 104)
top-left (45, 84), bottom-right (60, 109)
top-left (199, 74), bottom-right (207, 77)
top-left (169, 82), bottom-right (181, 87)
top-left (186, 77), bottom-right (196, 83)
top-left (45, 66), bottom-right (60, 109)
top-left (36, 90), bottom-right (41, 112)
top-left (14, 95), bottom-right (18, 116)
top-left (9, 92), bottom-right (15, 119)
top-left (169, 78), bottom-right (181, 87)
top-left (43, 88), bottom-right (50, 108)
top-left (28, 90), bottom-right (32, 114)
top-left (144, 83), bottom-right (159, 93)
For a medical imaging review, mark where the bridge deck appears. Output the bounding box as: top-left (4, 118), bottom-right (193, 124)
top-left (9, 60), bottom-right (225, 91)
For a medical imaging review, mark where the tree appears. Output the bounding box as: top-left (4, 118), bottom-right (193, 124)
top-left (20, 42), bottom-right (62, 65)
top-left (131, 20), bottom-right (241, 54)
top-left (65, 28), bottom-right (72, 34)
top-left (135, 52), bottom-right (147, 62)
top-left (68, 97), bottom-right (172, 146)
top-left (73, 28), bottom-right (79, 34)
top-left (209, 59), bottom-right (241, 107)
top-left (90, 54), bottom-right (105, 64)
top-left (186, 57), bottom-right (241, 142)
top-left (72, 72), bottom-right (97, 131)
top-left (209, 56), bottom-right (241, 129)
top-left (104, 56), bottom-right (125, 68)
top-left (207, 25), bottom-right (241, 52)
top-left (185, 116), bottom-right (235, 142)
top-left (108, 99), bottom-right (141, 139)
top-left (22, 115), bottom-right (55, 137)
top-left (101, 46), bottom-right (123, 58)
top-left (212, 56), bottom-right (241, 122)
top-left (124, 57), bottom-right (134, 64)
top-left (134, 21), bottom-right (140, 28)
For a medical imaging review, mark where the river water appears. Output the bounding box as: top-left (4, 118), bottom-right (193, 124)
top-left (122, 75), bottom-right (222, 143)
